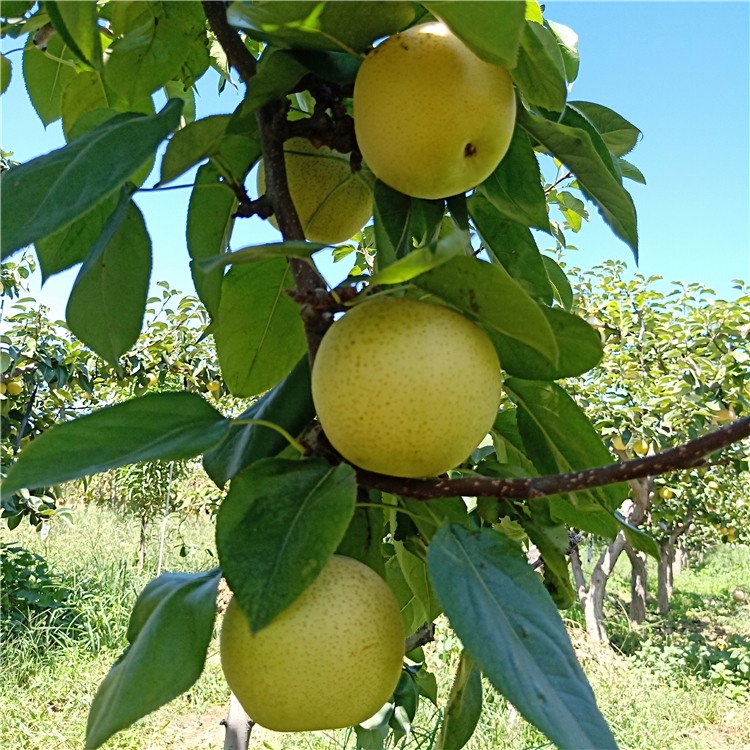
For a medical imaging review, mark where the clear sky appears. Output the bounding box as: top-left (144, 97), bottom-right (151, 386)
top-left (2, 1), bottom-right (748, 323)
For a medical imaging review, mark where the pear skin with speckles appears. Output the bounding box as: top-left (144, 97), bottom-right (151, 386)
top-left (257, 137), bottom-right (374, 244)
top-left (220, 556), bottom-right (404, 731)
top-left (353, 22), bottom-right (516, 199)
top-left (312, 297), bottom-right (503, 478)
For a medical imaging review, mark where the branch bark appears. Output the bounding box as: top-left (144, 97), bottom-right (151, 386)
top-left (356, 416), bottom-right (750, 500)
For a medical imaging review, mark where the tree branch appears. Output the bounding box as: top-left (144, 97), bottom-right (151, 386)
top-left (404, 621), bottom-right (435, 654)
top-left (355, 416), bottom-right (750, 500)
top-left (201, 2), bottom-right (256, 82)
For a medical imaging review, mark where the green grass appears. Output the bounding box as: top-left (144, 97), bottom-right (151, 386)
top-left (2, 506), bottom-right (749, 750)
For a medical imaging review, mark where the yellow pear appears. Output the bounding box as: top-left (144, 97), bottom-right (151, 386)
top-left (257, 137), bottom-right (374, 244)
top-left (633, 439), bottom-right (649, 456)
top-left (312, 297), bottom-right (503, 478)
top-left (353, 22), bottom-right (516, 199)
top-left (5, 380), bottom-right (22, 396)
top-left (220, 555), bottom-right (404, 732)
top-left (612, 435), bottom-right (626, 451)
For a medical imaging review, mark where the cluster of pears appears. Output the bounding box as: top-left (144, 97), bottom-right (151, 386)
top-left (225, 13), bottom-right (514, 736)
top-left (258, 19), bottom-right (516, 244)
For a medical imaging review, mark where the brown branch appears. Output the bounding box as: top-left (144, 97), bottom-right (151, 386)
top-left (201, 2), bottom-right (256, 82)
top-left (404, 622), bottom-right (435, 654)
top-left (355, 416), bottom-right (750, 501)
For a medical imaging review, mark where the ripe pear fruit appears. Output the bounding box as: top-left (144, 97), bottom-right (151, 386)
top-left (220, 555), bottom-right (404, 732)
top-left (312, 297), bottom-right (503, 478)
top-left (257, 137), bottom-right (374, 244)
top-left (612, 435), bottom-right (626, 451)
top-left (5, 380), bottom-right (22, 396)
top-left (633, 439), bottom-right (649, 456)
top-left (353, 22), bottom-right (516, 199)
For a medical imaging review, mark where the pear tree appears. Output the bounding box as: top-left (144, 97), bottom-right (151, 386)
top-left (2, 3), bottom-right (749, 750)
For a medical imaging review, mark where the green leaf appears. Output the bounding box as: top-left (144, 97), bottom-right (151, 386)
top-left (215, 258), bottom-right (307, 398)
top-left (2, 393), bottom-right (231, 495)
top-left (476, 126), bottom-right (550, 232)
top-left (85, 569), bottom-right (220, 750)
top-left (617, 513), bottom-right (660, 560)
top-left (423, 1), bottom-right (526, 69)
top-left (45, 1), bottom-right (103, 69)
top-left (1, 54), bottom-right (11, 94)
top-left (34, 192), bottom-right (118, 281)
top-left (427, 524), bottom-right (617, 750)
top-left (2, 1), bottom-right (34, 16)
top-left (521, 520), bottom-right (576, 609)
top-left (216, 458), bottom-right (357, 633)
top-left (366, 230), bottom-right (468, 287)
top-left (512, 21), bottom-right (567, 112)
top-left (395, 542), bottom-right (442, 624)
top-left (414, 668), bottom-right (438, 706)
top-left (227, 48), bottom-right (307, 135)
top-left (66, 199), bottom-right (150, 366)
top-left (385, 554), bottom-right (428, 637)
top-left (22, 35), bottom-right (78, 126)
top-left (435, 651), bottom-right (483, 750)
top-left (336, 503), bottom-right (387, 578)
top-left (487, 305), bottom-right (602, 380)
top-left (373, 180), bottom-right (412, 269)
top-left (202, 356), bottom-right (315, 487)
top-left (199, 241), bottom-right (328, 274)
top-left (468, 193), bottom-right (553, 304)
top-left (546, 20), bottom-right (579, 83)
top-left (505, 379), bottom-right (625, 536)
top-left (160, 114), bottom-right (262, 186)
top-left (617, 157), bottom-right (646, 184)
top-left (570, 101), bottom-right (641, 157)
top-left (163, 80), bottom-right (196, 126)
top-left (186, 163), bottom-right (236, 319)
top-left (541, 255), bottom-right (573, 310)
top-left (518, 107), bottom-right (639, 259)
top-left (410, 198), bottom-right (446, 247)
top-left (289, 49), bottom-right (361, 84)
top-left (104, 1), bottom-right (206, 104)
top-left (560, 105), bottom-right (621, 183)
top-left (1, 100), bottom-right (183, 258)
top-left (413, 255), bottom-right (559, 366)
top-left (226, 1), bottom-right (414, 55)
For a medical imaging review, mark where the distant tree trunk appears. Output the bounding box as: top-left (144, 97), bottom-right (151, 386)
top-left (625, 544), bottom-right (648, 625)
top-left (673, 544), bottom-right (684, 576)
top-left (570, 531), bottom-right (628, 643)
top-left (657, 518), bottom-right (691, 615)
top-left (137, 514), bottom-right (148, 574)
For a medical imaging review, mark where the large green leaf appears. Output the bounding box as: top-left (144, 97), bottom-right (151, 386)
top-left (395, 542), bottom-right (442, 624)
top-left (468, 193), bottom-right (552, 303)
top-left (505, 379), bottom-right (625, 536)
top-left (560, 105), bottom-right (621, 183)
top-left (487, 306), bottom-right (602, 380)
top-left (476, 126), bottom-right (550, 232)
top-left (199, 241), bottom-right (328, 273)
top-left (385, 553), bottom-right (428, 637)
top-left (35, 192), bottom-right (118, 281)
top-left (413, 255), bottom-right (559, 366)
top-left (511, 21), bottom-right (567, 112)
top-left (518, 107), bottom-right (639, 259)
top-left (547, 20), bottom-right (579, 83)
top-left (336, 503), bottom-right (387, 579)
top-left (1, 99), bottom-right (182, 258)
top-left (46, 1), bottom-right (103, 69)
top-left (215, 258), bottom-right (307, 398)
top-left (186, 163), bottom-right (237, 319)
top-left (85, 569), bottom-right (220, 750)
top-left (373, 181), bottom-right (412, 269)
top-left (570, 101), bottom-right (641, 157)
top-left (202, 356), bottom-right (315, 487)
top-left (22, 35), bottom-right (78, 125)
top-left (427, 524), bottom-right (617, 750)
top-left (216, 458), bottom-right (357, 633)
top-left (104, 1), bottom-right (206, 104)
top-left (435, 651), bottom-right (483, 750)
top-left (2, 393), bottom-right (231, 495)
top-left (423, 1), bottom-right (526, 69)
top-left (66, 200), bottom-right (151, 366)
top-left (227, 1), bottom-right (414, 54)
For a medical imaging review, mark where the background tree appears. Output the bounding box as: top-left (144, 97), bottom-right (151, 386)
top-left (2, 3), bottom-right (749, 750)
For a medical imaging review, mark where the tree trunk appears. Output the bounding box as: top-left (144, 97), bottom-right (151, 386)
top-left (673, 544), bottom-right (684, 576)
top-left (570, 531), bottom-right (628, 643)
top-left (138, 514), bottom-right (147, 575)
top-left (222, 693), bottom-right (253, 750)
top-left (657, 538), bottom-right (673, 614)
top-left (625, 544), bottom-right (648, 625)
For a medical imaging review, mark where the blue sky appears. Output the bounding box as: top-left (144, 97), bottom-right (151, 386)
top-left (2, 1), bottom-right (748, 323)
